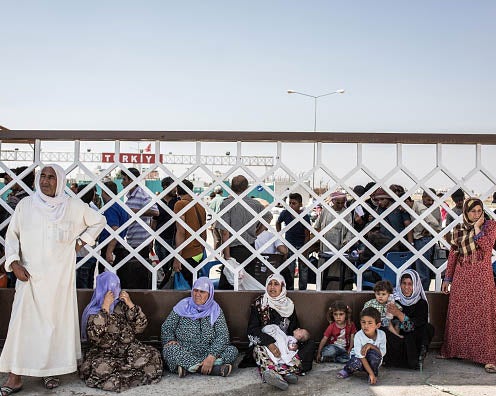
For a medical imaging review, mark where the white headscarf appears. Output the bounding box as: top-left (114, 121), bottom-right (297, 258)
top-left (393, 269), bottom-right (428, 307)
top-left (33, 164), bottom-right (69, 223)
top-left (261, 273), bottom-right (294, 318)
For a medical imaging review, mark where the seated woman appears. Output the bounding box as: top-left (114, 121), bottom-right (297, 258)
top-left (242, 274), bottom-right (314, 391)
top-left (79, 272), bottom-right (162, 392)
top-left (383, 269), bottom-right (434, 370)
top-left (161, 277), bottom-right (238, 377)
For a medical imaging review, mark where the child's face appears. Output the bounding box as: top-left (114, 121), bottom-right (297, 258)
top-left (360, 315), bottom-right (381, 338)
top-left (375, 290), bottom-right (389, 304)
top-left (293, 328), bottom-right (308, 341)
top-left (333, 310), bottom-right (346, 325)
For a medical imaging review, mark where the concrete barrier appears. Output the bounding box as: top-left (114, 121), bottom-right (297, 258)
top-left (0, 289), bottom-right (449, 348)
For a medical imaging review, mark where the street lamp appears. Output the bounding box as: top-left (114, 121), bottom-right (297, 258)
top-left (287, 89), bottom-right (345, 132)
top-left (287, 88), bottom-right (345, 191)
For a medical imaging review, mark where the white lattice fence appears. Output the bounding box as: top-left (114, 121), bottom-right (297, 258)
top-left (1, 134), bottom-right (495, 291)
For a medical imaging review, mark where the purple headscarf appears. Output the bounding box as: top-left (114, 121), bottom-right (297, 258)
top-left (172, 277), bottom-right (220, 325)
top-left (81, 272), bottom-right (121, 341)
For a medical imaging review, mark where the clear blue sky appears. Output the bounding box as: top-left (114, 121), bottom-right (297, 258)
top-left (1, 0), bottom-right (495, 133)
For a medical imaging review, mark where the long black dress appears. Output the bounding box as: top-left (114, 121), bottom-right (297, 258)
top-left (383, 299), bottom-right (434, 369)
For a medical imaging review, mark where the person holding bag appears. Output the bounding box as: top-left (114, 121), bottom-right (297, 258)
top-left (173, 179), bottom-right (207, 287)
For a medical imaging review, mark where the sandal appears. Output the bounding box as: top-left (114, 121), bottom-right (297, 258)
top-left (177, 366), bottom-right (189, 378)
top-left (0, 385), bottom-right (23, 396)
top-left (337, 369), bottom-right (351, 379)
top-left (209, 364), bottom-right (232, 377)
top-left (484, 364), bottom-right (496, 373)
top-left (262, 370), bottom-right (288, 391)
top-left (43, 376), bottom-right (60, 390)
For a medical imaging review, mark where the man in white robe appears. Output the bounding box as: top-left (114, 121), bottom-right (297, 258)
top-left (0, 164), bottom-right (106, 393)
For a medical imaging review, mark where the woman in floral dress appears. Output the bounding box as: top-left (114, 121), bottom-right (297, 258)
top-left (79, 272), bottom-right (162, 392)
top-left (161, 277), bottom-right (238, 377)
top-left (439, 197), bottom-right (496, 373)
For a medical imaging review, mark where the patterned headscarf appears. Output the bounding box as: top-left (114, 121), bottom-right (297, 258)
top-left (33, 164), bottom-right (69, 223)
top-left (393, 269), bottom-right (428, 308)
top-left (173, 277), bottom-right (220, 325)
top-left (261, 273), bottom-right (294, 318)
top-left (81, 272), bottom-right (121, 341)
top-left (445, 197), bottom-right (483, 257)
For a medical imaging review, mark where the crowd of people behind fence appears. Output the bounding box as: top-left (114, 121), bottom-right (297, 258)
top-left (1, 164), bottom-right (496, 395)
top-left (1, 166), bottom-right (494, 292)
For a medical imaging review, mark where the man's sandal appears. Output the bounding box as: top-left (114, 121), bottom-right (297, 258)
top-left (0, 385), bottom-right (23, 396)
top-left (43, 376), bottom-right (60, 390)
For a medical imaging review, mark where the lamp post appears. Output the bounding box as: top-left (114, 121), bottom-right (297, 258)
top-left (287, 89), bottom-right (345, 132)
top-left (287, 89), bottom-right (345, 191)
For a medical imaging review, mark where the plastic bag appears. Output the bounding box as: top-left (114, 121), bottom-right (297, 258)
top-left (149, 249), bottom-right (160, 266)
top-left (222, 258), bottom-right (263, 290)
top-left (174, 272), bottom-right (191, 290)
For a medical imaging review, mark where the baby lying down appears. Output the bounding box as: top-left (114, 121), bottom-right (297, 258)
top-left (262, 325), bottom-right (310, 365)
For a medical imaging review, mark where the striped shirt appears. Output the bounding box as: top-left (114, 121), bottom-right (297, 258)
top-left (125, 186), bottom-right (158, 248)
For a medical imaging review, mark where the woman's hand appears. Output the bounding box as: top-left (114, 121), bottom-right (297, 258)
top-left (441, 281), bottom-right (451, 294)
top-left (268, 343), bottom-right (281, 358)
top-left (119, 291), bottom-right (134, 308)
top-left (475, 213), bottom-right (485, 228)
top-left (200, 354), bottom-right (216, 375)
top-left (11, 261), bottom-right (30, 282)
top-left (165, 340), bottom-right (178, 347)
top-left (386, 302), bottom-right (401, 318)
top-left (315, 352), bottom-right (322, 363)
top-left (102, 291), bottom-right (114, 313)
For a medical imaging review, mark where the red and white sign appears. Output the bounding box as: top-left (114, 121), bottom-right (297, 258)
top-left (101, 153), bottom-right (164, 164)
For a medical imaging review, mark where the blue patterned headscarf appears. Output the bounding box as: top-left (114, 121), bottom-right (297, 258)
top-left (173, 277), bottom-right (220, 325)
top-left (81, 272), bottom-right (121, 341)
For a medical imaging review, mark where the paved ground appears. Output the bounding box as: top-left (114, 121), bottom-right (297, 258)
top-left (1, 352), bottom-right (495, 396)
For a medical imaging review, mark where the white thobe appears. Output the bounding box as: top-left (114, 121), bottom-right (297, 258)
top-left (0, 197), bottom-right (106, 376)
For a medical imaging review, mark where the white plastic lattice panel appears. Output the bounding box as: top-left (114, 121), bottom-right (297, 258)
top-left (0, 137), bottom-right (495, 291)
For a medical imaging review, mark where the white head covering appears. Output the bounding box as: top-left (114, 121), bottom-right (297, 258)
top-left (261, 273), bottom-right (294, 318)
top-left (33, 164), bottom-right (69, 223)
top-left (393, 269), bottom-right (428, 307)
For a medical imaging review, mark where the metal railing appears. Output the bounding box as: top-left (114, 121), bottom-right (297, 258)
top-left (1, 131), bottom-right (495, 291)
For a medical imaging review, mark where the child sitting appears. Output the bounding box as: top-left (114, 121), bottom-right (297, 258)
top-left (337, 307), bottom-right (386, 385)
top-left (262, 325), bottom-right (310, 365)
top-left (363, 280), bottom-right (403, 338)
top-left (316, 301), bottom-right (357, 364)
